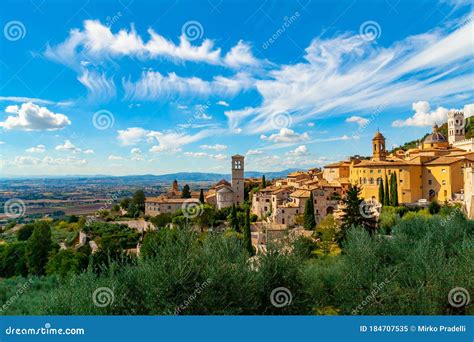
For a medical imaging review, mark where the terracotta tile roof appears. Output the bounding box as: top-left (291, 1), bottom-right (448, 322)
top-left (290, 189), bottom-right (311, 198)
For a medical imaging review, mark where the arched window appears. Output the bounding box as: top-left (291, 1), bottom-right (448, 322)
top-left (369, 178), bottom-right (374, 185)
top-left (363, 178), bottom-right (367, 184)
top-left (376, 177), bottom-right (382, 185)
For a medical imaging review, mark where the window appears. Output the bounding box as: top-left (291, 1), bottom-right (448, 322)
top-left (442, 169), bottom-right (446, 173)
top-left (264, 207), bottom-right (268, 211)
top-left (428, 180), bottom-right (432, 185)
top-left (369, 178), bottom-right (374, 185)
top-left (370, 170), bottom-right (374, 174)
top-left (377, 177), bottom-right (382, 185)
top-left (442, 180), bottom-right (446, 185)
top-left (378, 169), bottom-right (381, 173)
top-left (444, 190), bottom-right (447, 197)
top-left (296, 210), bottom-right (298, 214)
top-left (314, 199), bottom-right (317, 204)
top-left (282, 218), bottom-right (285, 224)
top-left (282, 210), bottom-right (285, 214)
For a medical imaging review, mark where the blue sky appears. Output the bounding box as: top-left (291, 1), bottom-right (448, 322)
top-left (0, 0), bottom-right (473, 176)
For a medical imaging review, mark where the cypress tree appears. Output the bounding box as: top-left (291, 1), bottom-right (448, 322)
top-left (181, 184), bottom-right (191, 198)
top-left (303, 192), bottom-right (316, 230)
top-left (261, 175), bottom-right (266, 189)
top-left (391, 173), bottom-right (399, 206)
top-left (384, 175), bottom-right (390, 206)
top-left (243, 206), bottom-right (254, 256)
top-left (378, 178), bottom-right (384, 204)
top-left (230, 204), bottom-right (240, 233)
top-left (199, 189), bottom-right (205, 203)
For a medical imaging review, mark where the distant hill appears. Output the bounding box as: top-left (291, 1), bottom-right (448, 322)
top-left (1, 169), bottom-right (302, 182)
top-left (392, 116), bottom-right (473, 152)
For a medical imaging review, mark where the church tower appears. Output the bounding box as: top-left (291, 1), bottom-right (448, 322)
top-left (448, 110), bottom-right (465, 145)
top-left (372, 131), bottom-right (387, 161)
top-left (231, 155), bottom-right (245, 205)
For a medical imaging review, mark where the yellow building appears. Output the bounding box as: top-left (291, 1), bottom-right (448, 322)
top-left (348, 126), bottom-right (474, 204)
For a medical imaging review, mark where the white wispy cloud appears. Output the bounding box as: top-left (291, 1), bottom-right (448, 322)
top-left (286, 145), bottom-right (309, 156)
top-left (0, 102), bottom-right (71, 131)
top-left (45, 20), bottom-right (260, 68)
top-left (230, 19), bottom-right (474, 133)
top-left (123, 71), bottom-right (253, 100)
top-left (200, 144), bottom-right (227, 151)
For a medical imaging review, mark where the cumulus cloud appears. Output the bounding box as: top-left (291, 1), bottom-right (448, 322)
top-left (130, 147), bottom-right (143, 161)
top-left (117, 127), bottom-right (149, 145)
top-left (286, 145), bottom-right (309, 156)
top-left (55, 140), bottom-right (81, 153)
top-left (260, 128), bottom-right (310, 143)
top-left (392, 101), bottom-right (474, 127)
top-left (26, 144), bottom-right (46, 153)
top-left (346, 116), bottom-right (369, 127)
top-left (0, 102), bottom-right (71, 131)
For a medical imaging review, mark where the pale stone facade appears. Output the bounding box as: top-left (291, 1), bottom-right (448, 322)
top-left (145, 155), bottom-right (246, 216)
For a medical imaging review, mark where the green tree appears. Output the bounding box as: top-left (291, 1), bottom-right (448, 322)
top-left (261, 175), bottom-right (267, 188)
top-left (340, 184), bottom-right (376, 238)
top-left (303, 192), bottom-right (316, 230)
top-left (132, 190), bottom-right (146, 213)
top-left (199, 189), bottom-right (205, 203)
top-left (46, 249), bottom-right (88, 278)
top-left (378, 178), bottom-right (384, 204)
top-left (25, 221), bottom-right (52, 276)
top-left (384, 175), bottom-right (390, 206)
top-left (0, 242), bottom-right (28, 277)
top-left (181, 184), bottom-right (191, 199)
top-left (120, 197), bottom-right (131, 210)
top-left (428, 200), bottom-right (441, 214)
top-left (229, 204), bottom-right (240, 232)
top-left (390, 173), bottom-right (399, 206)
top-left (243, 206), bottom-right (254, 256)
top-left (17, 223), bottom-right (34, 241)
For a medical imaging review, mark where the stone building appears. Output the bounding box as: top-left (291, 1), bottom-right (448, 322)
top-left (145, 155), bottom-right (246, 216)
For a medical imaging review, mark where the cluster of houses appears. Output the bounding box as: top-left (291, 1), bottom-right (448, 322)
top-left (145, 110), bottom-right (474, 229)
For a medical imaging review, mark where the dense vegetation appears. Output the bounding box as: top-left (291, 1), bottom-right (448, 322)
top-left (0, 202), bottom-right (472, 315)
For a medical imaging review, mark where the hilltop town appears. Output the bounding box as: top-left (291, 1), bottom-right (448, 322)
top-left (144, 110), bottom-right (474, 245)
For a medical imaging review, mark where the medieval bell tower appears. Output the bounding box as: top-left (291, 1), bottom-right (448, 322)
top-left (372, 131), bottom-right (387, 161)
top-left (231, 155), bottom-right (245, 205)
top-left (448, 110), bottom-right (465, 145)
